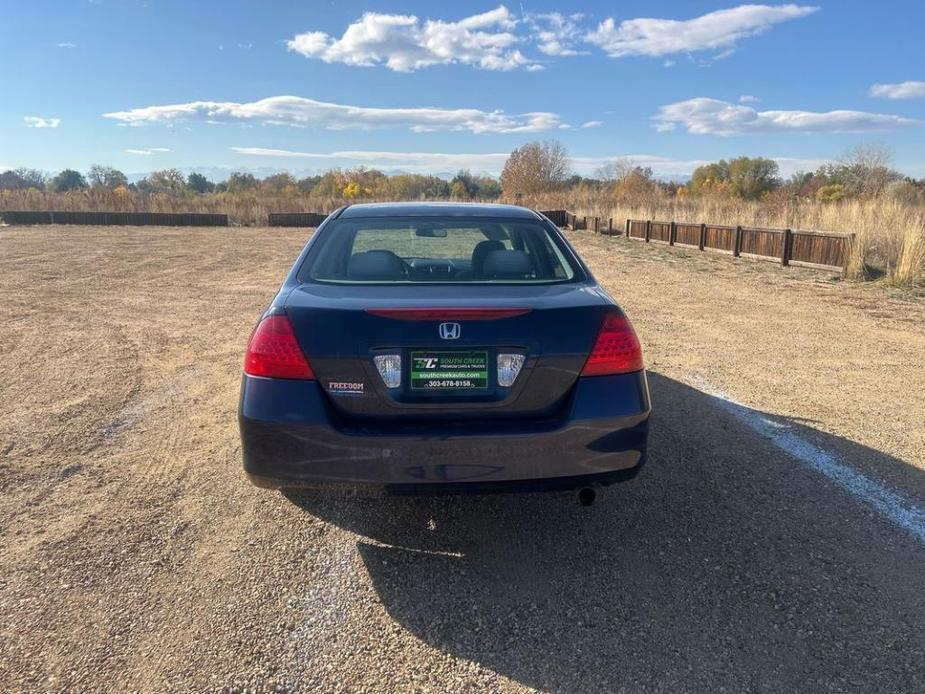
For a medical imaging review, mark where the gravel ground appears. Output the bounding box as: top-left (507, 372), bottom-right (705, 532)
top-left (0, 225), bottom-right (923, 693)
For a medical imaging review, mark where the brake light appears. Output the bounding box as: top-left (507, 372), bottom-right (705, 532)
top-left (581, 313), bottom-right (644, 376)
top-left (244, 314), bottom-right (314, 379)
top-left (365, 307), bottom-right (531, 321)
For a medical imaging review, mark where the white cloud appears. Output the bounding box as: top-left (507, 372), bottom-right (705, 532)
top-left (233, 147), bottom-right (511, 173)
top-left (654, 98), bottom-right (917, 135)
top-left (283, 5), bottom-right (823, 70)
top-left (739, 95), bottom-right (759, 103)
top-left (231, 147), bottom-right (828, 179)
top-left (575, 154), bottom-right (710, 177)
top-left (104, 95), bottom-right (565, 134)
top-left (24, 116), bottom-right (61, 128)
top-left (587, 4), bottom-right (818, 58)
top-left (232, 147), bottom-right (706, 176)
top-left (771, 157), bottom-right (831, 176)
top-left (125, 148), bottom-right (170, 155)
top-left (57, 42), bottom-right (77, 48)
top-left (869, 81), bottom-right (925, 100)
top-left (287, 6), bottom-right (538, 72)
top-left (578, 154), bottom-right (824, 179)
top-left (581, 120), bottom-right (604, 129)
top-left (527, 12), bottom-right (585, 56)
top-left (237, 43), bottom-right (253, 50)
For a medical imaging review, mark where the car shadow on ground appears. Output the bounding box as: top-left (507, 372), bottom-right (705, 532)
top-left (284, 372), bottom-right (925, 693)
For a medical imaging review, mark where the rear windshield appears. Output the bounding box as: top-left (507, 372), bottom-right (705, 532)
top-left (301, 217), bottom-right (580, 284)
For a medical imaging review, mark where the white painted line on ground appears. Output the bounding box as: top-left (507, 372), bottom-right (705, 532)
top-left (689, 375), bottom-right (925, 545)
top-left (99, 365), bottom-right (201, 440)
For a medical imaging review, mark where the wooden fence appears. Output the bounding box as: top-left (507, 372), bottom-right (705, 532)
top-left (544, 210), bottom-right (615, 234)
top-left (267, 212), bottom-right (329, 227)
top-left (538, 209), bottom-right (853, 273)
top-left (625, 219), bottom-right (853, 271)
top-left (0, 205), bottom-right (854, 271)
top-left (539, 210), bottom-right (567, 226)
top-left (0, 210), bottom-right (228, 226)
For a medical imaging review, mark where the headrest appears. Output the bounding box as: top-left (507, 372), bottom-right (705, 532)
top-left (482, 249), bottom-right (533, 279)
top-left (471, 240), bottom-right (506, 276)
top-left (347, 250), bottom-right (405, 280)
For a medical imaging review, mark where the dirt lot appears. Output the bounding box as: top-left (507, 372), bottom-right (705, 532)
top-left (1, 225), bottom-right (923, 693)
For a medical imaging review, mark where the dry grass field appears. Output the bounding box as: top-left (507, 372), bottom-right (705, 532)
top-left (527, 193), bottom-right (925, 286)
top-left (5, 187), bottom-right (924, 285)
top-left (1, 225), bottom-right (923, 692)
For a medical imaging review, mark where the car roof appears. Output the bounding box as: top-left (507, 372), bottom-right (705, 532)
top-left (336, 202), bottom-right (542, 220)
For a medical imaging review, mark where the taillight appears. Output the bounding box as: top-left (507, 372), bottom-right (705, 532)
top-left (244, 314), bottom-right (314, 380)
top-left (581, 312), bottom-right (644, 376)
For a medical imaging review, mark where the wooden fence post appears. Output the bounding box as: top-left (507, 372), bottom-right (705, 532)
top-left (781, 228), bottom-right (791, 266)
top-left (843, 233), bottom-right (855, 275)
top-left (625, 219), bottom-right (630, 237)
top-left (734, 225), bottom-right (742, 257)
top-left (669, 221), bottom-right (676, 246)
top-left (608, 218), bottom-right (613, 234)
top-left (645, 220), bottom-right (651, 243)
top-left (699, 223), bottom-right (706, 251)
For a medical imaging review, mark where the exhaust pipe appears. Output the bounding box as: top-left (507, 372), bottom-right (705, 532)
top-left (577, 487), bottom-right (596, 507)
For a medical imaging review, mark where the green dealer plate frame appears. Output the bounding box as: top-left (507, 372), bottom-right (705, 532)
top-left (410, 351), bottom-right (490, 391)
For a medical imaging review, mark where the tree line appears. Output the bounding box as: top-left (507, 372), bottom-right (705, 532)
top-left (0, 165), bottom-right (501, 199)
top-left (2, 142), bottom-right (922, 205)
top-left (497, 142), bottom-right (924, 205)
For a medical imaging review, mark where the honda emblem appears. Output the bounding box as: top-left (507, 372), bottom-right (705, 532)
top-left (438, 322), bottom-right (461, 340)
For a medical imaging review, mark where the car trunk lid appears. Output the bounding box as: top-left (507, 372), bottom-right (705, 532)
top-left (284, 283), bottom-right (611, 421)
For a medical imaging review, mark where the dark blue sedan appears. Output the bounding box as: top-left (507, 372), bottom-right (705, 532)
top-left (239, 203), bottom-right (650, 499)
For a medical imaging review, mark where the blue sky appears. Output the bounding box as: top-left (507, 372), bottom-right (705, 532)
top-left (3, 0), bottom-right (924, 179)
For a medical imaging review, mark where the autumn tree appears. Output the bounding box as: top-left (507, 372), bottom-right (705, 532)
top-left (690, 157), bottom-right (779, 199)
top-left (136, 169), bottom-right (187, 194)
top-left (297, 175), bottom-right (322, 193)
top-left (598, 159), bottom-right (658, 200)
top-left (87, 165), bottom-right (128, 189)
top-left (500, 140), bottom-right (570, 196)
top-left (226, 171), bottom-right (259, 193)
top-left (728, 157), bottom-right (780, 200)
top-left (186, 172), bottom-right (215, 194)
top-left (310, 169), bottom-right (345, 197)
top-left (260, 172), bottom-right (297, 193)
top-left (311, 167), bottom-right (384, 198)
top-left (825, 144), bottom-right (902, 196)
top-left (690, 161), bottom-right (731, 195)
top-left (0, 168), bottom-right (46, 190)
top-left (450, 170), bottom-right (476, 199)
top-left (373, 173), bottom-right (450, 199)
top-left (49, 169), bottom-right (88, 193)
top-left (450, 180), bottom-right (469, 199)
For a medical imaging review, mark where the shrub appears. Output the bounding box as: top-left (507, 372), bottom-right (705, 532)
top-left (815, 184), bottom-right (848, 203)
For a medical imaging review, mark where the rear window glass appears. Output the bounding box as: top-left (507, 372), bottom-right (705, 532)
top-left (301, 217), bottom-right (580, 284)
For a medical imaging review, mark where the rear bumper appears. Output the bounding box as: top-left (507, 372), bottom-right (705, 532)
top-left (239, 372), bottom-right (650, 493)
